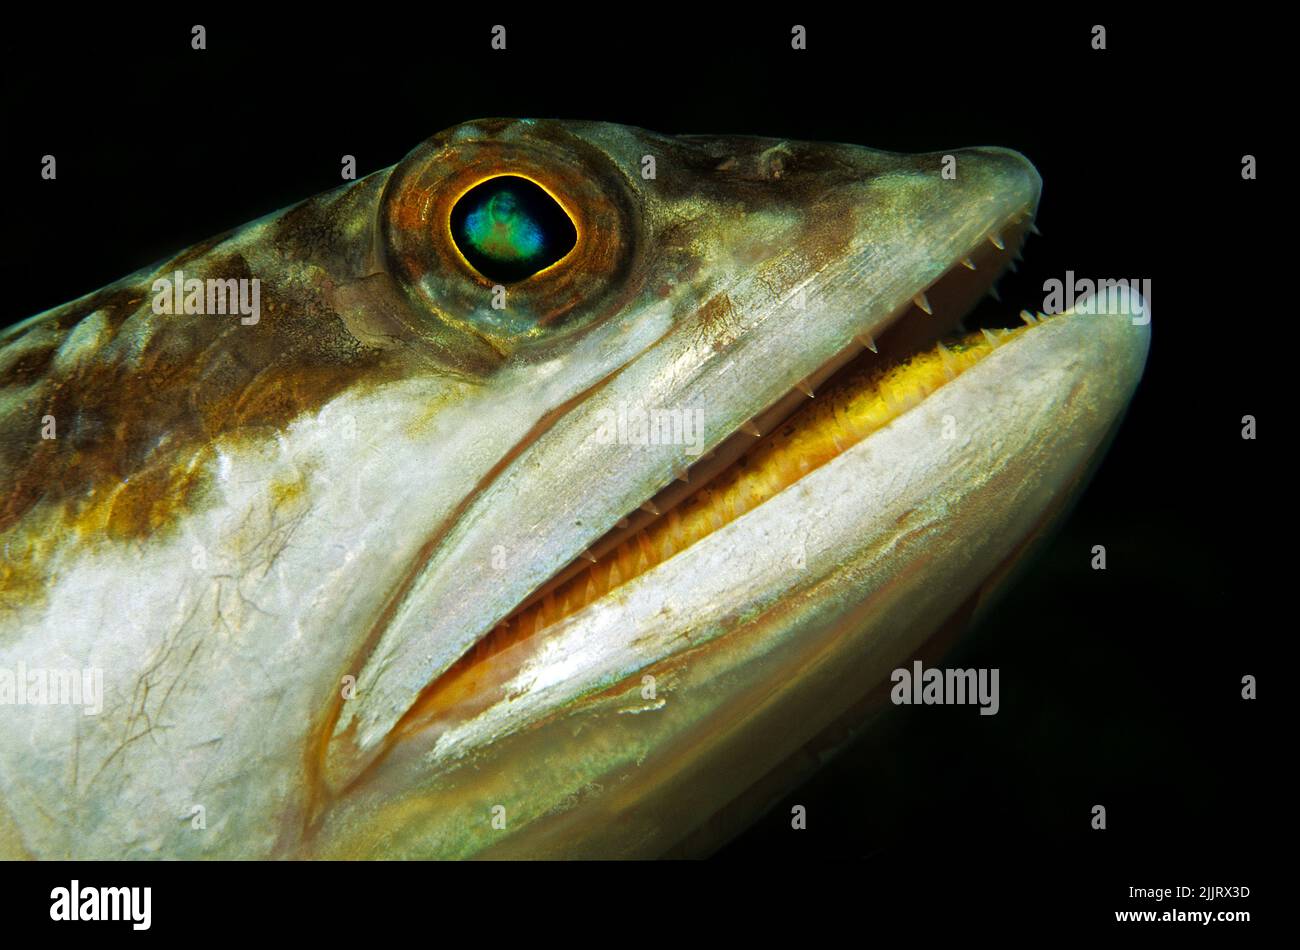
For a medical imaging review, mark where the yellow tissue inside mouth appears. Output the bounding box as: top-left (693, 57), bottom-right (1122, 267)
top-left (399, 320), bottom-right (1034, 733)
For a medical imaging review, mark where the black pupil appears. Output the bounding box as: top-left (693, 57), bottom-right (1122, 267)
top-left (449, 176), bottom-right (577, 283)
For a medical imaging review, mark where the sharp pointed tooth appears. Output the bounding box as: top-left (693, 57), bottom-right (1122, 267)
top-left (980, 327), bottom-right (1000, 347)
top-left (795, 379), bottom-right (815, 398)
top-left (579, 549), bottom-right (598, 563)
top-left (640, 500), bottom-right (661, 516)
top-left (936, 342), bottom-right (957, 380)
top-left (988, 285), bottom-right (1001, 302)
top-left (1007, 259), bottom-right (1019, 273)
top-left (1019, 310), bottom-right (1036, 326)
top-left (961, 257), bottom-right (976, 271)
top-left (739, 419), bottom-right (762, 438)
top-left (675, 467), bottom-right (690, 483)
top-left (1029, 222), bottom-right (1042, 236)
top-left (912, 292), bottom-right (932, 315)
top-left (855, 334), bottom-right (878, 353)
top-left (988, 233), bottom-right (1005, 250)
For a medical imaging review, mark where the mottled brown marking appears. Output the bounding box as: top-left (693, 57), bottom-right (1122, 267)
top-left (1, 223), bottom-right (400, 544)
top-left (695, 292), bottom-right (742, 353)
top-left (0, 346), bottom-right (57, 388)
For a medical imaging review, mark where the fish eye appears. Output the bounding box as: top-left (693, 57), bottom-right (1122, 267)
top-left (382, 122), bottom-right (640, 352)
top-left (450, 176), bottom-right (578, 283)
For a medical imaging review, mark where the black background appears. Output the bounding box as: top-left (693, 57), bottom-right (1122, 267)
top-left (2, 10), bottom-right (1279, 930)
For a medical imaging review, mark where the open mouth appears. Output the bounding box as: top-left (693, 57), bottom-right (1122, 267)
top-left (389, 201), bottom-right (1044, 748)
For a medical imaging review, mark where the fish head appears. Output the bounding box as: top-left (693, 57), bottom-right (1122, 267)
top-left (0, 119), bottom-right (1146, 860)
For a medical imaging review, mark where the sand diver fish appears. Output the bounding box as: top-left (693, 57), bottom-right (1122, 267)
top-left (0, 119), bottom-right (1148, 858)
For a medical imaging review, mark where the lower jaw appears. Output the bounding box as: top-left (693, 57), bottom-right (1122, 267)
top-left (308, 289), bottom-right (1148, 858)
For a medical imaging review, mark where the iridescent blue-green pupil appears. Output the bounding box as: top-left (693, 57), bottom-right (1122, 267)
top-left (450, 176), bottom-right (577, 282)
top-left (464, 192), bottom-right (544, 261)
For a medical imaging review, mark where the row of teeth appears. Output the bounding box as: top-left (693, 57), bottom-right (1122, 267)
top-left (842, 218), bottom-right (1041, 394)
top-left (572, 215), bottom-right (1042, 565)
